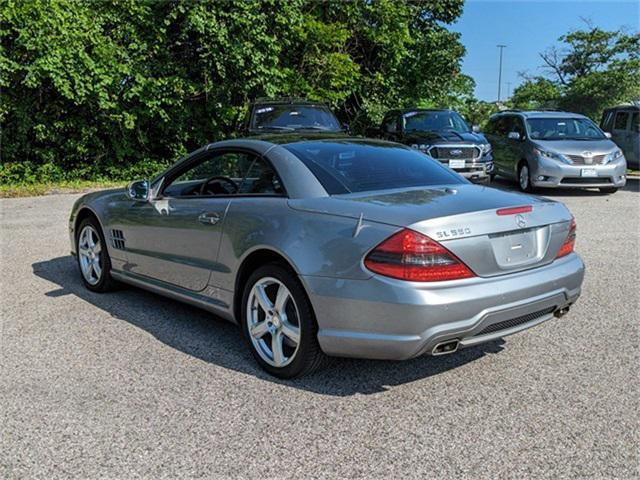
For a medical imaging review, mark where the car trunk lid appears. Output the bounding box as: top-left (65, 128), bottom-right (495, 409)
top-left (288, 184), bottom-right (573, 277)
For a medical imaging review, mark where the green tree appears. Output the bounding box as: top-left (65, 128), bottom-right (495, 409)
top-left (512, 24), bottom-right (640, 119)
top-left (510, 77), bottom-right (561, 110)
top-left (1, 0), bottom-right (468, 184)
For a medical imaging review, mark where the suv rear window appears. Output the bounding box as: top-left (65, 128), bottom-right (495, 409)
top-left (251, 105), bottom-right (341, 132)
top-left (283, 141), bottom-right (464, 194)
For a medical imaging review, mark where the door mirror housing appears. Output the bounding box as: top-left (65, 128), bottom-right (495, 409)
top-left (127, 180), bottom-right (150, 202)
top-left (472, 125), bottom-right (481, 133)
top-left (604, 131), bottom-right (612, 139)
top-left (507, 131), bottom-right (521, 141)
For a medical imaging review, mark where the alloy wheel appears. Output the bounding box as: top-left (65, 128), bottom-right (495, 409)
top-left (78, 225), bottom-right (103, 285)
top-left (246, 277), bottom-right (301, 368)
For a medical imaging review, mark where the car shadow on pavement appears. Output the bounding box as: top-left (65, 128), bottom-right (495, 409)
top-left (32, 255), bottom-right (505, 396)
top-left (489, 175), bottom-right (639, 196)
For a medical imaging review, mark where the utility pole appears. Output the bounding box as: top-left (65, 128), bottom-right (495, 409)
top-left (497, 44), bottom-right (507, 102)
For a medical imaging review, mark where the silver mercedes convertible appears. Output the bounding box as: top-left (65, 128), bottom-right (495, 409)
top-left (69, 136), bottom-right (585, 378)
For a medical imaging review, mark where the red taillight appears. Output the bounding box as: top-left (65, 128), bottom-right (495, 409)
top-left (364, 229), bottom-right (475, 282)
top-left (556, 217), bottom-right (577, 258)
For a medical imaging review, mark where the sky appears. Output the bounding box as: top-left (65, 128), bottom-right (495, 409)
top-left (452, 0), bottom-right (640, 101)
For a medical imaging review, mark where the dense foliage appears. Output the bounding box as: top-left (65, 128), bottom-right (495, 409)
top-left (511, 25), bottom-right (640, 119)
top-left (1, 0), bottom-right (470, 184)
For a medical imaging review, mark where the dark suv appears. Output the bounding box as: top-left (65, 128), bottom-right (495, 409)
top-left (375, 109), bottom-right (494, 183)
top-left (244, 98), bottom-right (345, 135)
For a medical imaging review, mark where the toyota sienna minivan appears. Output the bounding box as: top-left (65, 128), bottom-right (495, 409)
top-left (485, 110), bottom-right (627, 193)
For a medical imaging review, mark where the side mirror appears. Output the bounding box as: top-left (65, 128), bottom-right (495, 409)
top-left (507, 131), bottom-right (521, 141)
top-left (127, 180), bottom-right (150, 201)
top-left (472, 125), bottom-right (481, 133)
top-left (604, 131), bottom-right (612, 139)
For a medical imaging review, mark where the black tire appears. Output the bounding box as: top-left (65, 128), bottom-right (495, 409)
top-left (75, 216), bottom-right (119, 292)
top-left (517, 161), bottom-right (533, 192)
top-left (599, 187), bottom-right (618, 194)
top-left (241, 263), bottom-right (328, 378)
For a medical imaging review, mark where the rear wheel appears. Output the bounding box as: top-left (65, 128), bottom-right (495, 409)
top-left (241, 263), bottom-right (328, 378)
top-left (76, 217), bottom-right (119, 292)
top-left (599, 187), bottom-right (618, 194)
top-left (518, 161), bottom-right (533, 192)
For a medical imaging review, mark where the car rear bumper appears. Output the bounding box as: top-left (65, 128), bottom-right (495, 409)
top-left (301, 253), bottom-right (584, 360)
top-left (530, 157), bottom-right (627, 188)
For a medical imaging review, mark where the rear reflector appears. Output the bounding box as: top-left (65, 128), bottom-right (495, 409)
top-left (556, 217), bottom-right (577, 258)
top-left (364, 229), bottom-right (475, 282)
top-left (496, 205), bottom-right (533, 216)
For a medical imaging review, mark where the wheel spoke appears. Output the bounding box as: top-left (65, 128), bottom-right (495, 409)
top-left (92, 261), bottom-right (102, 279)
top-left (79, 246), bottom-right (90, 256)
top-left (250, 321), bottom-right (269, 339)
top-left (254, 284), bottom-right (274, 313)
top-left (281, 321), bottom-right (300, 345)
top-left (93, 242), bottom-right (101, 254)
top-left (274, 285), bottom-right (290, 315)
top-left (271, 332), bottom-right (285, 366)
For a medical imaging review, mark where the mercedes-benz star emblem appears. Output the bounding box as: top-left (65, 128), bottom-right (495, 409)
top-left (515, 214), bottom-right (527, 228)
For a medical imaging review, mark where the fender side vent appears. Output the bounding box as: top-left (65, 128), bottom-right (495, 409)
top-left (111, 229), bottom-right (126, 250)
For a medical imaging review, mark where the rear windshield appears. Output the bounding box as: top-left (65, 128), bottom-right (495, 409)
top-left (251, 105), bottom-right (341, 132)
top-left (283, 141), bottom-right (464, 194)
top-left (526, 117), bottom-right (606, 140)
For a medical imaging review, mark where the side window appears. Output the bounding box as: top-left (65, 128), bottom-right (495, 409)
top-left (614, 111), bottom-right (629, 130)
top-left (631, 112), bottom-right (639, 132)
top-left (164, 151), bottom-right (255, 197)
top-left (484, 117), bottom-right (498, 135)
top-left (239, 157), bottom-right (284, 195)
top-left (512, 117), bottom-right (526, 136)
top-left (601, 110), bottom-right (614, 131)
top-left (495, 116), bottom-right (513, 137)
top-left (383, 114), bottom-right (397, 133)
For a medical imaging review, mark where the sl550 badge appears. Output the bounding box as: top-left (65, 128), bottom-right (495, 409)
top-left (435, 227), bottom-right (472, 239)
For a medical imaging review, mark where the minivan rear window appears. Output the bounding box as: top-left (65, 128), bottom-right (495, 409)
top-left (284, 141), bottom-right (464, 194)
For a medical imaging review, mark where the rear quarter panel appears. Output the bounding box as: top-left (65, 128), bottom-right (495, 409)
top-left (213, 197), bottom-right (399, 292)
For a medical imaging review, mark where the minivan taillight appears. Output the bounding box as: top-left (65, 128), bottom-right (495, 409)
top-left (556, 217), bottom-right (577, 258)
top-left (364, 229), bottom-right (475, 282)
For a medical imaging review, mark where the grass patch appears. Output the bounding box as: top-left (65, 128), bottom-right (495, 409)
top-left (627, 169), bottom-right (640, 177)
top-left (0, 180), bottom-right (125, 198)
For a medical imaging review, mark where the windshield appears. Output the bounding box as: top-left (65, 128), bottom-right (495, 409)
top-left (526, 117), bottom-right (606, 140)
top-left (251, 105), bottom-right (341, 131)
top-left (283, 141), bottom-right (464, 194)
top-left (403, 111), bottom-right (470, 134)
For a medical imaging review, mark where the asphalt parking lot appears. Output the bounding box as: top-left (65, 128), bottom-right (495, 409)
top-left (1, 179), bottom-right (638, 479)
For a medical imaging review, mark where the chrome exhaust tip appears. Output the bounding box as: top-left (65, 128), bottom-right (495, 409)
top-left (554, 306), bottom-right (571, 318)
top-left (432, 339), bottom-right (460, 356)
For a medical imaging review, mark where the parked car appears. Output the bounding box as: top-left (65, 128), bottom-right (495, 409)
top-left (485, 110), bottom-right (627, 193)
top-left (373, 109), bottom-right (494, 183)
top-left (600, 105), bottom-right (639, 169)
top-left (69, 136), bottom-right (584, 378)
top-left (243, 97), bottom-right (345, 135)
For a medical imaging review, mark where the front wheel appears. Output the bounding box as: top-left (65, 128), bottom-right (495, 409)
top-left (76, 217), bottom-right (119, 292)
top-left (599, 187), bottom-right (618, 194)
top-left (241, 263), bottom-right (328, 378)
top-left (518, 161), bottom-right (533, 192)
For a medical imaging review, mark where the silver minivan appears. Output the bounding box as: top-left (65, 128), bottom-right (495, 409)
top-left (601, 105), bottom-right (639, 169)
top-left (485, 110), bottom-right (627, 194)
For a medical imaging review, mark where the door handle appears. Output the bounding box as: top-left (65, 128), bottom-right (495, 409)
top-left (198, 212), bottom-right (221, 225)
